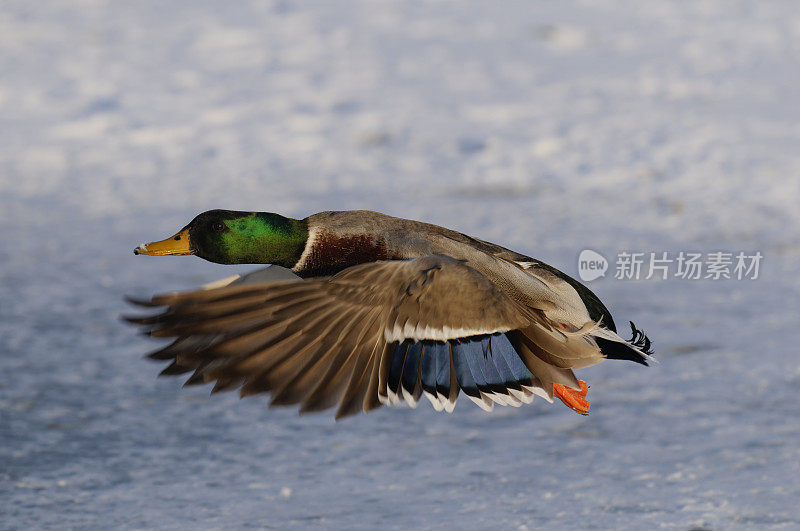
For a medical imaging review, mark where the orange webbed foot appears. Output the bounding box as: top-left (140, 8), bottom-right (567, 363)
top-left (553, 380), bottom-right (590, 415)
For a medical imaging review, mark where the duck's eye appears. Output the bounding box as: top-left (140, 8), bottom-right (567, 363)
top-left (211, 222), bottom-right (225, 233)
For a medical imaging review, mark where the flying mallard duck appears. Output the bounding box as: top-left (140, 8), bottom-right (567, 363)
top-left (127, 210), bottom-right (652, 420)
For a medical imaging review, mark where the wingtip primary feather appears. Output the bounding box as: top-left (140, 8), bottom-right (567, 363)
top-left (124, 295), bottom-right (160, 308)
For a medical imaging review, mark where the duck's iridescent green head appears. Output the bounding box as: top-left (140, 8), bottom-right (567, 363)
top-left (134, 210), bottom-right (308, 267)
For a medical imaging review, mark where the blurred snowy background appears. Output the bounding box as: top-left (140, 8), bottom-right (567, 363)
top-left (2, 1), bottom-right (799, 528)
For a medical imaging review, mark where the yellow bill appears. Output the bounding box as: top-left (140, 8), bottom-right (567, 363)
top-left (134, 228), bottom-right (194, 256)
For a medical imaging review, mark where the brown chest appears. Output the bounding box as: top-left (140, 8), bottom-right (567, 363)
top-left (295, 229), bottom-right (401, 277)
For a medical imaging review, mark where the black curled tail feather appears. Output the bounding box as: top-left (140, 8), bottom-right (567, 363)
top-left (627, 321), bottom-right (653, 356)
top-left (595, 321), bottom-right (654, 366)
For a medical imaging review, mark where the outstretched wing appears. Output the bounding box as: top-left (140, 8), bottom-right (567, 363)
top-left (126, 255), bottom-right (536, 419)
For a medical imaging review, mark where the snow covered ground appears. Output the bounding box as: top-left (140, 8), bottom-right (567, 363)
top-left (2, 0), bottom-right (799, 528)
